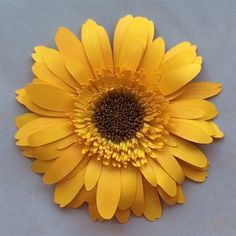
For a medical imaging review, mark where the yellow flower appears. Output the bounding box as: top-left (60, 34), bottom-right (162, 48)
top-left (15, 15), bottom-right (224, 223)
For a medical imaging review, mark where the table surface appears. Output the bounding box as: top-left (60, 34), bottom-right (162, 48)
top-left (1, 0), bottom-right (236, 235)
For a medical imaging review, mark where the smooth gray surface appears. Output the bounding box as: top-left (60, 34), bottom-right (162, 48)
top-left (0, 0), bottom-right (236, 235)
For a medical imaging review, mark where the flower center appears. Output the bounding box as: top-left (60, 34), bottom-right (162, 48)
top-left (92, 89), bottom-right (145, 143)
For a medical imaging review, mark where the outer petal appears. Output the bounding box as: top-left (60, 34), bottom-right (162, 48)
top-left (15, 117), bottom-right (69, 146)
top-left (81, 19), bottom-right (113, 75)
top-left (115, 209), bottom-right (131, 224)
top-left (43, 144), bottom-right (84, 184)
top-left (138, 37), bottom-right (165, 86)
top-left (15, 113), bottom-right (40, 129)
top-left (167, 118), bottom-right (213, 144)
top-left (170, 99), bottom-right (218, 120)
top-left (25, 84), bottom-right (74, 112)
top-left (54, 167), bottom-right (85, 207)
top-left (160, 45), bottom-right (196, 73)
top-left (162, 41), bottom-right (191, 63)
top-left (16, 89), bottom-right (70, 117)
top-left (32, 62), bottom-right (75, 93)
top-left (175, 82), bottom-right (222, 100)
top-left (176, 185), bottom-right (185, 204)
top-left (157, 186), bottom-right (177, 205)
top-left (140, 160), bottom-right (157, 186)
top-left (180, 162), bottom-right (208, 182)
top-left (27, 122), bottom-right (73, 147)
top-left (168, 102), bottom-right (205, 119)
top-left (65, 59), bottom-right (92, 85)
top-left (30, 135), bottom-right (75, 160)
top-left (31, 160), bottom-right (54, 174)
top-left (55, 26), bottom-right (93, 83)
top-left (84, 158), bottom-right (102, 191)
top-left (113, 15), bottom-right (133, 66)
top-left (118, 165), bottom-right (137, 209)
top-left (88, 201), bottom-right (103, 222)
top-left (131, 171), bottom-right (144, 216)
top-left (115, 17), bottom-right (149, 72)
top-left (166, 136), bottom-right (208, 169)
top-left (149, 158), bottom-right (177, 197)
top-left (209, 121), bottom-right (224, 138)
top-left (143, 180), bottom-right (161, 221)
top-left (36, 46), bottom-right (79, 88)
top-left (68, 187), bottom-right (87, 208)
top-left (62, 155), bottom-right (90, 182)
top-left (96, 166), bottom-right (121, 219)
top-left (158, 64), bottom-right (201, 95)
top-left (155, 149), bottom-right (184, 184)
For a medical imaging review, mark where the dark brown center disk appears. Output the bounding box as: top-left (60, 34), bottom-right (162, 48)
top-left (93, 89), bottom-right (145, 143)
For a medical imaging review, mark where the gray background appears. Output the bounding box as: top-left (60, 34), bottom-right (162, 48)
top-left (0, 0), bottom-right (236, 235)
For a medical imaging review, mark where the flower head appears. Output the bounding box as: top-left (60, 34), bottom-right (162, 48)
top-left (15, 15), bottom-right (224, 223)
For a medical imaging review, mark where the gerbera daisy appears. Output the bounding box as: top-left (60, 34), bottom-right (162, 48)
top-left (15, 15), bottom-right (224, 223)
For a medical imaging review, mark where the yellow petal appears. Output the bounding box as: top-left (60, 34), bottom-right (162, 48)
top-left (149, 159), bottom-right (177, 197)
top-left (118, 165), bottom-right (137, 209)
top-left (209, 121), bottom-right (224, 138)
top-left (166, 136), bottom-right (208, 168)
top-left (43, 144), bottom-right (84, 184)
top-left (55, 27), bottom-right (93, 81)
top-left (97, 25), bottom-right (114, 71)
top-left (84, 158), bottom-right (102, 191)
top-left (54, 167), bottom-right (85, 207)
top-left (55, 134), bottom-right (77, 149)
top-left (89, 201), bottom-right (104, 222)
top-left (193, 56), bottom-right (202, 64)
top-left (21, 147), bottom-right (34, 158)
top-left (31, 135), bottom-right (75, 160)
top-left (157, 186), bottom-right (177, 205)
top-left (86, 185), bottom-right (97, 203)
top-left (131, 171), bottom-right (144, 216)
top-left (27, 122), bottom-right (73, 147)
top-left (68, 187), bottom-right (87, 208)
top-left (32, 62), bottom-right (75, 93)
top-left (155, 149), bottom-right (184, 184)
top-left (62, 155), bottom-right (90, 182)
top-left (181, 162), bottom-right (208, 182)
top-left (167, 118), bottom-right (213, 144)
top-left (36, 46), bottom-right (79, 88)
top-left (115, 209), bottom-right (130, 224)
top-left (168, 102), bottom-right (205, 119)
top-left (160, 46), bottom-right (196, 73)
top-left (16, 89), bottom-right (69, 117)
top-left (139, 37), bottom-right (165, 85)
top-left (25, 84), bottom-right (74, 112)
top-left (65, 59), bottom-right (92, 85)
top-left (31, 160), bottom-right (54, 174)
top-left (140, 160), bottom-right (157, 186)
top-left (162, 41), bottom-right (191, 63)
top-left (164, 135), bottom-right (177, 147)
top-left (176, 82), bottom-right (222, 100)
top-left (31, 142), bottom-right (61, 160)
top-left (170, 99), bottom-right (218, 120)
top-left (159, 64), bottom-right (201, 95)
top-left (15, 113), bottom-right (40, 129)
top-left (97, 166), bottom-right (121, 219)
top-left (143, 180), bottom-right (161, 221)
top-left (176, 185), bottom-right (185, 204)
top-left (116, 17), bottom-right (149, 72)
top-left (113, 15), bottom-right (134, 66)
top-left (81, 19), bottom-right (113, 75)
top-left (147, 20), bottom-right (154, 46)
top-left (15, 117), bottom-right (67, 146)
top-left (165, 87), bottom-right (186, 101)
